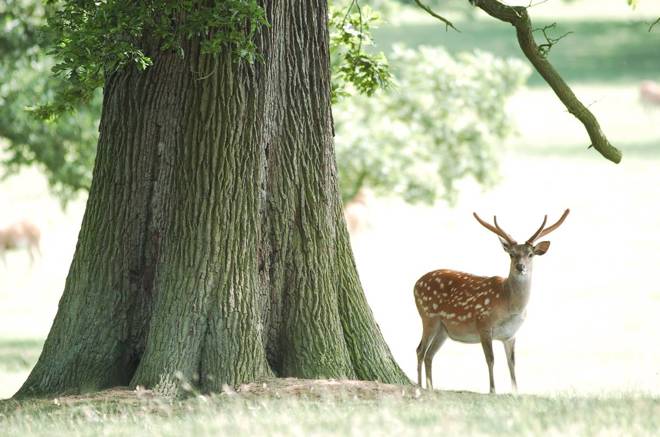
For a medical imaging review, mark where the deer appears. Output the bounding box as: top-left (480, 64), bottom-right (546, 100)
top-left (344, 188), bottom-right (372, 235)
top-left (639, 80), bottom-right (660, 107)
top-left (0, 220), bottom-right (41, 265)
top-left (414, 209), bottom-right (569, 394)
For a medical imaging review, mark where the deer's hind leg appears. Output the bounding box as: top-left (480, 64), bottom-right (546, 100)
top-left (416, 317), bottom-right (448, 390)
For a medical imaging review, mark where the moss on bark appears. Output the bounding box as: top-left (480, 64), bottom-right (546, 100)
top-left (15, 0), bottom-right (408, 399)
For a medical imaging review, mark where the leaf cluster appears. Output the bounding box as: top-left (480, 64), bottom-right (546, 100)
top-left (35, 0), bottom-right (267, 119)
top-left (0, 0), bottom-right (98, 202)
top-left (335, 46), bottom-right (530, 204)
top-left (329, 2), bottom-right (392, 103)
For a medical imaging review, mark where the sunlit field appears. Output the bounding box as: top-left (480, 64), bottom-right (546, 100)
top-left (4, 82), bottom-right (658, 399)
top-left (1, 383), bottom-right (658, 436)
top-left (1, 0), bottom-right (660, 434)
top-left (357, 90), bottom-right (660, 396)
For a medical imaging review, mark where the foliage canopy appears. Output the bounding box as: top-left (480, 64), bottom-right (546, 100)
top-left (335, 46), bottom-right (529, 204)
top-left (0, 0), bottom-right (98, 199)
top-left (1, 0), bottom-right (526, 205)
top-left (35, 0), bottom-right (268, 118)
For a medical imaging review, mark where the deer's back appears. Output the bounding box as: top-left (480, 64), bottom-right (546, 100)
top-left (414, 270), bottom-right (508, 341)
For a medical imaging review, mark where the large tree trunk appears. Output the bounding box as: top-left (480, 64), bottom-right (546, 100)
top-left (15, 0), bottom-right (408, 398)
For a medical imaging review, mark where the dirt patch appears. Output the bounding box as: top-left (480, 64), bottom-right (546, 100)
top-left (234, 378), bottom-right (421, 400)
top-left (2, 378), bottom-right (425, 409)
top-left (0, 386), bottom-right (162, 415)
top-left (51, 386), bottom-right (160, 405)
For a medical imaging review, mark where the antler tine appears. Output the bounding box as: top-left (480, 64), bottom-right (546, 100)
top-left (493, 215), bottom-right (516, 245)
top-left (473, 212), bottom-right (516, 245)
top-left (528, 209), bottom-right (570, 243)
top-left (526, 215), bottom-right (548, 245)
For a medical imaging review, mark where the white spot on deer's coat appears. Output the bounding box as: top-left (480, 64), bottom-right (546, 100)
top-left (484, 298), bottom-right (490, 305)
top-left (432, 303), bottom-right (438, 310)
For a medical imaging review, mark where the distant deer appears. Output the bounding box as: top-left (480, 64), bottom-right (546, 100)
top-left (639, 80), bottom-right (660, 107)
top-left (344, 188), bottom-right (372, 234)
top-left (0, 220), bottom-right (41, 264)
top-left (414, 209), bottom-right (569, 393)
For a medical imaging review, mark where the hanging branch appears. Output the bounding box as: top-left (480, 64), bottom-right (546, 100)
top-left (534, 23), bottom-right (573, 57)
top-left (415, 0), bottom-right (622, 163)
top-left (470, 0), bottom-right (621, 163)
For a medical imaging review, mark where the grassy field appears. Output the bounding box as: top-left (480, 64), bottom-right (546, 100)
top-left (1, 1), bottom-right (660, 435)
top-left (0, 381), bottom-right (658, 436)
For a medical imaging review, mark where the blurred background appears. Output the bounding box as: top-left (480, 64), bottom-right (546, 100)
top-left (1, 0), bottom-right (660, 398)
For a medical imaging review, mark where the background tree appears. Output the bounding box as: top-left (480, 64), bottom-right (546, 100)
top-left (0, 0), bottom-right (98, 201)
top-left (335, 45), bottom-right (529, 204)
top-left (14, 0), bottom-right (414, 398)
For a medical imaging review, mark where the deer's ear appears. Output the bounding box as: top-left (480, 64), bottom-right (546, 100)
top-left (533, 241), bottom-right (550, 255)
top-left (499, 237), bottom-right (513, 254)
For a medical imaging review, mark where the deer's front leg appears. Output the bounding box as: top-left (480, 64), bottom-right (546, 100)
top-left (480, 332), bottom-right (495, 394)
top-left (503, 338), bottom-right (517, 393)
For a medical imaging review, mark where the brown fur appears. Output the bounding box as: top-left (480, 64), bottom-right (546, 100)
top-left (0, 220), bottom-right (41, 264)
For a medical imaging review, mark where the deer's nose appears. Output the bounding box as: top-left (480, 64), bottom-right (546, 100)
top-left (516, 263), bottom-right (525, 272)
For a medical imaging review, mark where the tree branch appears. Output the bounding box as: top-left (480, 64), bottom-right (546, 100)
top-left (649, 17), bottom-right (660, 32)
top-left (414, 0), bottom-right (459, 32)
top-left (471, 0), bottom-right (621, 163)
top-left (534, 23), bottom-right (573, 57)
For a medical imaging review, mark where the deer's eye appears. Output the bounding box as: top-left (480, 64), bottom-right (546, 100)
top-left (528, 253), bottom-right (534, 258)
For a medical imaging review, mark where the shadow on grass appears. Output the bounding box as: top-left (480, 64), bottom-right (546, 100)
top-left (0, 338), bottom-right (43, 372)
top-left (375, 20), bottom-right (660, 85)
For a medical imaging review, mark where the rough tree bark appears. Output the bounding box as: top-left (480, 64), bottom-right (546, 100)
top-left (15, 0), bottom-right (408, 398)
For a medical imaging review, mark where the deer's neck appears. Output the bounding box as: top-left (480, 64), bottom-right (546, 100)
top-left (504, 270), bottom-right (532, 312)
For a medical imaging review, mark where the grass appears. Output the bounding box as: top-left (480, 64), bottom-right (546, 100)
top-left (374, 19), bottom-right (660, 85)
top-left (0, 381), bottom-right (658, 436)
top-left (0, 339), bottom-right (43, 373)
